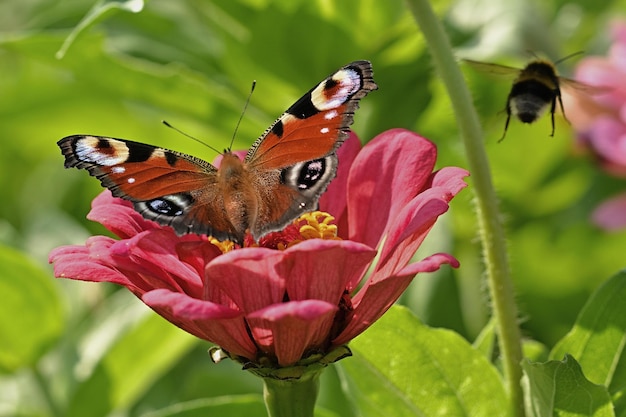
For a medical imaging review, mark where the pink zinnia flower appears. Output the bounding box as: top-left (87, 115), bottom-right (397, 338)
top-left (564, 20), bottom-right (626, 230)
top-left (49, 129), bottom-right (469, 369)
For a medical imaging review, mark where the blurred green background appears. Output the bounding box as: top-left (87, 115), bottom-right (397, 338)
top-left (2, 0), bottom-right (626, 416)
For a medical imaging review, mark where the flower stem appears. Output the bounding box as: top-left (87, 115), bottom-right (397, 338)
top-left (263, 371), bottom-right (321, 417)
top-left (405, 1), bottom-right (524, 416)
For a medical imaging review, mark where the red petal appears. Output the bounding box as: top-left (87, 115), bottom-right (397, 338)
top-left (278, 239), bottom-right (376, 300)
top-left (429, 167), bottom-right (470, 197)
top-left (332, 253), bottom-right (458, 345)
top-left (175, 241), bottom-right (223, 277)
top-left (50, 243), bottom-right (137, 288)
top-left (205, 248), bottom-right (287, 314)
top-left (111, 230), bottom-right (205, 298)
top-left (376, 167), bottom-right (468, 277)
top-left (376, 191), bottom-right (451, 276)
top-left (143, 289), bottom-right (257, 359)
top-left (88, 191), bottom-right (159, 239)
top-left (347, 129), bottom-right (437, 247)
top-left (247, 300), bottom-right (337, 366)
top-left (319, 131), bottom-right (362, 238)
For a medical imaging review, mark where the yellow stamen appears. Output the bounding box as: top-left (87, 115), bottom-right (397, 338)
top-left (209, 237), bottom-right (235, 253)
top-left (208, 211), bottom-right (340, 253)
top-left (297, 211), bottom-right (340, 241)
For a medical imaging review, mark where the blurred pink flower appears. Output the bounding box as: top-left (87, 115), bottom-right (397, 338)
top-left (564, 20), bottom-right (626, 230)
top-left (49, 129), bottom-right (469, 368)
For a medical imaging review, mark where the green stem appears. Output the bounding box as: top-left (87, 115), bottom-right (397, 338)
top-left (32, 366), bottom-right (62, 417)
top-left (263, 371), bottom-right (321, 417)
top-left (405, 1), bottom-right (524, 416)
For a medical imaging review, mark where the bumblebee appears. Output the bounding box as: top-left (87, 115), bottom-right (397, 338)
top-left (464, 55), bottom-right (594, 141)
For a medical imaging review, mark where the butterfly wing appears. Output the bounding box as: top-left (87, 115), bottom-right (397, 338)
top-left (59, 61), bottom-right (377, 243)
top-left (58, 135), bottom-right (241, 241)
top-left (243, 60), bottom-right (378, 240)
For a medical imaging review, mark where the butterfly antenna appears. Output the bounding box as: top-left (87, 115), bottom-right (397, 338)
top-left (230, 80), bottom-right (256, 151)
top-left (161, 120), bottom-right (222, 155)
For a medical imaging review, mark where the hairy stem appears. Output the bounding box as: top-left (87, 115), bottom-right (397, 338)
top-left (405, 0), bottom-right (525, 415)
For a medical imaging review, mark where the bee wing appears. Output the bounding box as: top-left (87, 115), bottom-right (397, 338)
top-left (462, 59), bottom-right (521, 77)
top-left (559, 77), bottom-right (612, 95)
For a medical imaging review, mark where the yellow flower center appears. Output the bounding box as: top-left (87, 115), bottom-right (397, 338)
top-left (209, 211), bottom-right (340, 253)
top-left (296, 211), bottom-right (341, 242)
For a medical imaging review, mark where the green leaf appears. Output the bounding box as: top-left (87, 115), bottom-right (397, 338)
top-left (0, 244), bottom-right (63, 372)
top-left (550, 270), bottom-right (626, 403)
top-left (473, 317), bottom-right (496, 359)
top-left (522, 355), bottom-right (614, 417)
top-left (339, 306), bottom-right (508, 417)
top-left (66, 312), bottom-right (197, 417)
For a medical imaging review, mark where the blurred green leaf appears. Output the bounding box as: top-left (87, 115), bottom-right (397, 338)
top-left (473, 317), bottom-right (496, 359)
top-left (522, 354), bottom-right (614, 417)
top-left (340, 306), bottom-right (508, 417)
top-left (0, 244), bottom-right (63, 372)
top-left (66, 312), bottom-right (197, 417)
top-left (57, 0), bottom-right (145, 59)
top-left (550, 270), bottom-right (626, 413)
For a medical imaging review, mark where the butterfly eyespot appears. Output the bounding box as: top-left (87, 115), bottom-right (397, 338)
top-left (141, 194), bottom-right (193, 218)
top-left (148, 199), bottom-right (183, 216)
top-left (296, 159), bottom-right (325, 190)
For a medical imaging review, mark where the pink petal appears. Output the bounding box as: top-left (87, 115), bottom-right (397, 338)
top-left (429, 167), bottom-right (471, 196)
top-left (319, 131), bottom-right (362, 238)
top-left (175, 241), bottom-right (224, 277)
top-left (247, 300), bottom-right (337, 366)
top-left (376, 197), bottom-right (449, 276)
top-left (277, 239), bottom-right (376, 301)
top-left (592, 193), bottom-right (626, 231)
top-left (109, 230), bottom-right (205, 297)
top-left (376, 167), bottom-right (468, 275)
top-left (611, 20), bottom-right (626, 46)
top-left (88, 191), bottom-right (160, 239)
top-left (609, 36), bottom-right (626, 73)
top-left (143, 289), bottom-right (257, 359)
top-left (50, 236), bottom-right (144, 289)
top-left (347, 129), bottom-right (437, 247)
top-left (587, 116), bottom-right (626, 166)
top-left (50, 242), bottom-right (137, 288)
top-left (205, 248), bottom-right (287, 314)
top-left (143, 289), bottom-right (241, 320)
top-left (332, 253), bottom-right (458, 346)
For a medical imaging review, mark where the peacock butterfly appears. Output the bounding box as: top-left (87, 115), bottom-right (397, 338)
top-left (58, 61), bottom-right (377, 244)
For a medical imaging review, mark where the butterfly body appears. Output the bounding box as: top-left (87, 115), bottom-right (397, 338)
top-left (59, 61), bottom-right (377, 243)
